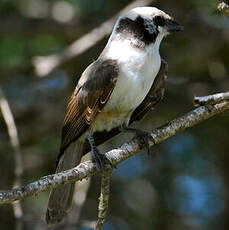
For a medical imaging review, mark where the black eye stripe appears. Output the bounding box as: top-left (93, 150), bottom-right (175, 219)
top-left (153, 15), bottom-right (166, 27)
top-left (116, 16), bottom-right (158, 46)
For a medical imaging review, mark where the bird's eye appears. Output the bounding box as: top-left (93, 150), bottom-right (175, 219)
top-left (153, 16), bottom-right (165, 27)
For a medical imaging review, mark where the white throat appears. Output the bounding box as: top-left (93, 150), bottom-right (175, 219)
top-left (104, 32), bottom-right (163, 63)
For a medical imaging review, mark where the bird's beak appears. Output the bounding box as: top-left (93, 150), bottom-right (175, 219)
top-left (165, 20), bottom-right (183, 32)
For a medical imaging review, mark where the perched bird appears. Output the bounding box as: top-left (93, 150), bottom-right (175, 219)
top-left (46, 6), bottom-right (182, 225)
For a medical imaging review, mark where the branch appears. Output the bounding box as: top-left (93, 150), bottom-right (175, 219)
top-left (95, 170), bottom-right (111, 230)
top-left (0, 87), bottom-right (23, 230)
top-left (218, 2), bottom-right (229, 17)
top-left (32, 0), bottom-right (154, 77)
top-left (0, 92), bottom-right (229, 205)
top-left (194, 92), bottom-right (229, 106)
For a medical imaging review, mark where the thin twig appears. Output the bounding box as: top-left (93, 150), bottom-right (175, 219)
top-left (194, 92), bottom-right (229, 106)
top-left (33, 0), bottom-right (154, 77)
top-left (0, 95), bottom-right (229, 205)
top-left (95, 170), bottom-right (111, 230)
top-left (218, 2), bottom-right (229, 17)
top-left (0, 87), bottom-right (23, 230)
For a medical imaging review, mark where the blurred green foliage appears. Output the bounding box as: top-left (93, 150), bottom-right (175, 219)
top-left (0, 37), bottom-right (25, 70)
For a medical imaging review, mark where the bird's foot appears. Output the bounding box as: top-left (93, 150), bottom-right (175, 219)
top-left (87, 134), bottom-right (112, 170)
top-left (92, 147), bottom-right (112, 170)
top-left (134, 130), bottom-right (152, 156)
top-left (120, 125), bottom-right (153, 155)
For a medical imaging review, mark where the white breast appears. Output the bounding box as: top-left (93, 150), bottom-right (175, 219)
top-left (106, 39), bottom-right (161, 110)
top-left (93, 40), bottom-right (161, 132)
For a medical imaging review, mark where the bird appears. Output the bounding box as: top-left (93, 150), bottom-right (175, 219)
top-left (45, 6), bottom-right (182, 225)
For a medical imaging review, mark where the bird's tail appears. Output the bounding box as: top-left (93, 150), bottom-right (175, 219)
top-left (45, 140), bottom-right (84, 225)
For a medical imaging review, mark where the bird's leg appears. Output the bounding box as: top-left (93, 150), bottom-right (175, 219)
top-left (120, 124), bottom-right (153, 155)
top-left (87, 134), bottom-right (112, 170)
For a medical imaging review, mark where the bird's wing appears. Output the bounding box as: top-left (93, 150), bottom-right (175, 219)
top-left (83, 59), bottom-right (168, 154)
top-left (57, 59), bottom-right (119, 163)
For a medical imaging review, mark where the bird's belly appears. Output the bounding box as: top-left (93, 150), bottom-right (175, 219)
top-left (92, 58), bottom-right (161, 132)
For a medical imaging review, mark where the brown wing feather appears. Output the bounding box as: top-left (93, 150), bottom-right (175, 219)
top-left (57, 59), bottom-right (119, 163)
top-left (83, 59), bottom-right (168, 154)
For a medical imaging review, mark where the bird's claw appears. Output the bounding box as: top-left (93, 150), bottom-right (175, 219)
top-left (135, 130), bottom-right (153, 156)
top-left (92, 148), bottom-right (112, 170)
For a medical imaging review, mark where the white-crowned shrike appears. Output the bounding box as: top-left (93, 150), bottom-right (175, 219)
top-left (46, 6), bottom-right (182, 225)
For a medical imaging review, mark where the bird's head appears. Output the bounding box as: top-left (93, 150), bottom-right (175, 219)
top-left (113, 7), bottom-right (183, 48)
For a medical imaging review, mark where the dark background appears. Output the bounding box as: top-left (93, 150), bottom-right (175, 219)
top-left (0, 0), bottom-right (229, 229)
